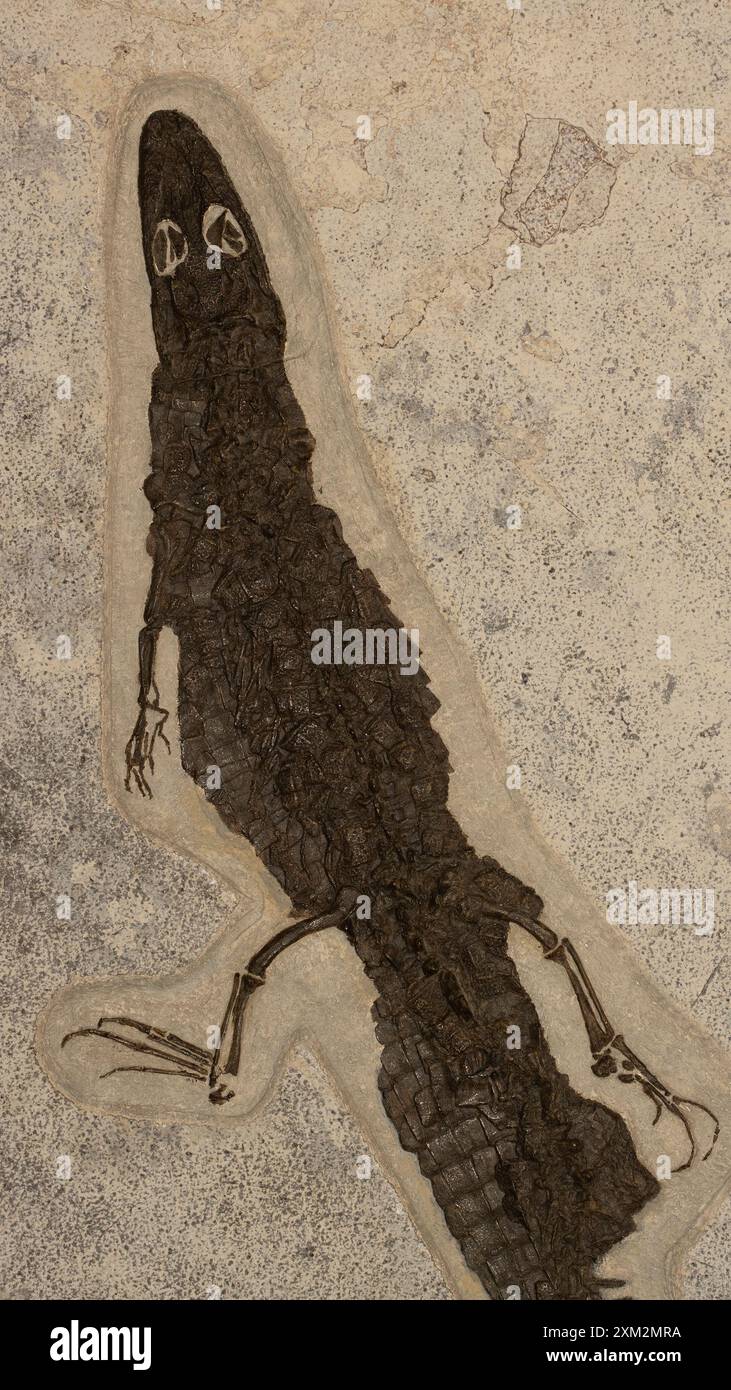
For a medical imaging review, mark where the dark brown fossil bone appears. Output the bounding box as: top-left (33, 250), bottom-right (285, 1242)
top-left (63, 110), bottom-right (718, 1300)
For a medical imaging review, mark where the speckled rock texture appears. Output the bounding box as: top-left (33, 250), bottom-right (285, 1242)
top-left (1, 0), bottom-right (728, 1299)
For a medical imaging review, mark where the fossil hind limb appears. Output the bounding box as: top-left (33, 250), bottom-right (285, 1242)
top-left (483, 905), bottom-right (720, 1173)
top-left (61, 890), bottom-right (358, 1099)
top-left (61, 890), bottom-right (719, 1165)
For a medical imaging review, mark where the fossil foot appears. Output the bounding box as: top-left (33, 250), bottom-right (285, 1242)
top-left (61, 1014), bottom-right (212, 1085)
top-left (592, 1033), bottom-right (721, 1172)
top-left (124, 682), bottom-right (171, 797)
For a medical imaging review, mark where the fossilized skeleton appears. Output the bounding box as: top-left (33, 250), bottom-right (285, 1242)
top-left (64, 111), bottom-right (718, 1300)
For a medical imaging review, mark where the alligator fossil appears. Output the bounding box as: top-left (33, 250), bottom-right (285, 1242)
top-left (63, 110), bottom-right (719, 1300)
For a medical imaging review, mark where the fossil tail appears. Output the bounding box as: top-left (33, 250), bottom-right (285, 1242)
top-left (353, 899), bottom-right (659, 1301)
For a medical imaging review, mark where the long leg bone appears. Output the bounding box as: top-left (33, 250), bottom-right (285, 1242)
top-left (208, 889), bottom-right (357, 1101)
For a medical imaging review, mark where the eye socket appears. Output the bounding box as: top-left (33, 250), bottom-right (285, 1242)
top-left (151, 219), bottom-right (188, 277)
top-left (202, 204), bottom-right (247, 258)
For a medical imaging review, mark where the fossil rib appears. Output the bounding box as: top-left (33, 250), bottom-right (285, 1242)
top-left (63, 109), bottom-right (719, 1301)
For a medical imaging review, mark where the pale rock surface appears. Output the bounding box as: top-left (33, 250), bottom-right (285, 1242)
top-left (1, 0), bottom-right (727, 1299)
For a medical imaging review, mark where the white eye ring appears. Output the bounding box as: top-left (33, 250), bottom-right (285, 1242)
top-left (202, 204), bottom-right (247, 258)
top-left (151, 219), bottom-right (188, 277)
